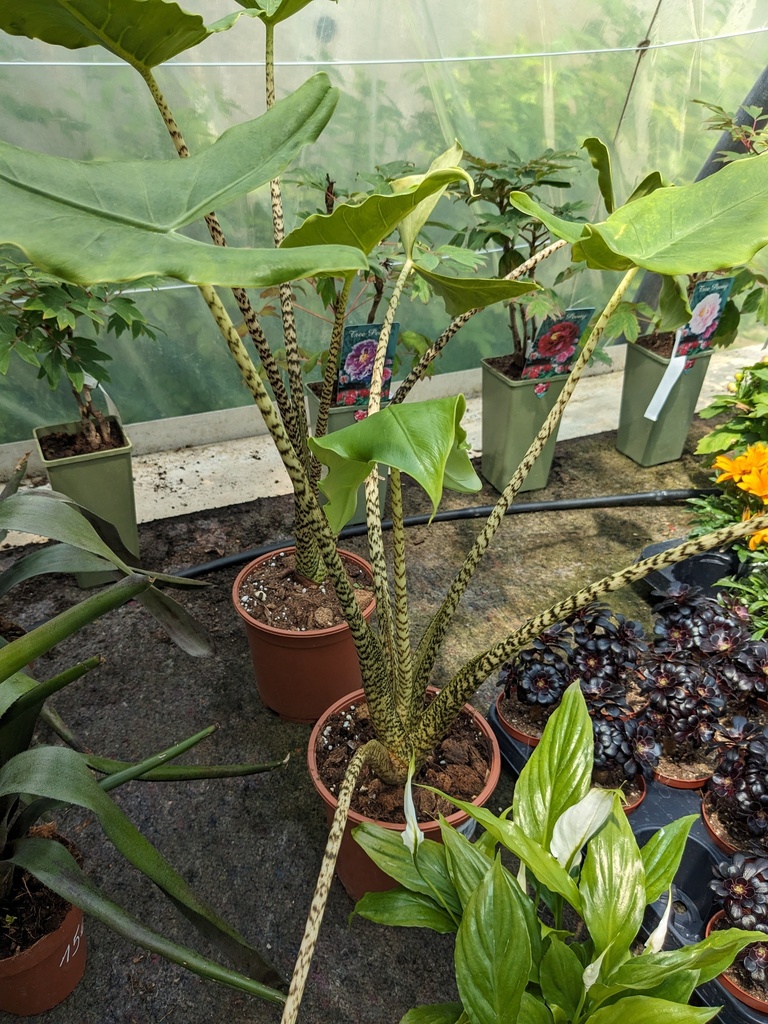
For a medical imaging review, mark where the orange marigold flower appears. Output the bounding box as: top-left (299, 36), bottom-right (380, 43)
top-left (739, 465), bottom-right (768, 503)
top-left (749, 527), bottom-right (768, 551)
top-left (715, 443), bottom-right (768, 489)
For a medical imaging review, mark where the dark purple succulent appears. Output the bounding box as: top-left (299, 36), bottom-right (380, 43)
top-left (709, 721), bottom-right (768, 840)
top-left (516, 662), bottom-right (569, 708)
top-left (592, 716), bottom-right (660, 780)
top-left (710, 854), bottom-right (768, 930)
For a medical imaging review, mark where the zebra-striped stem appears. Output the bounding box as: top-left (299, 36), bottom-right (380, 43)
top-left (138, 67), bottom-right (304, 481)
top-left (412, 267), bottom-right (638, 690)
top-left (409, 510), bottom-right (768, 768)
top-left (389, 469), bottom-right (414, 726)
top-left (312, 276), bottom-right (353, 446)
top-left (391, 239), bottom-right (568, 406)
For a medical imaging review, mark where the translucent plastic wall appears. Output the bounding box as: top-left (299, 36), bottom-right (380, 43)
top-left (1, 0), bottom-right (767, 442)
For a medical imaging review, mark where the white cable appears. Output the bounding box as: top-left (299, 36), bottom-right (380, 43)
top-left (1, 25), bottom-right (766, 68)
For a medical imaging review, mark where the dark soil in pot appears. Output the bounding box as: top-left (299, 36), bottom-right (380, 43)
top-left (236, 549), bottom-right (374, 631)
top-left (636, 331), bottom-right (677, 358)
top-left (483, 353), bottom-right (527, 381)
top-left (315, 696), bottom-right (493, 823)
top-left (0, 825), bottom-right (79, 958)
top-left (38, 418), bottom-right (127, 459)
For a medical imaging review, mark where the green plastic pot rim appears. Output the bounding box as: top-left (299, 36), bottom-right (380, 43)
top-left (232, 545), bottom-right (375, 641)
top-left (33, 418), bottom-right (132, 466)
top-left (307, 686), bottom-right (502, 832)
top-left (626, 343), bottom-right (714, 368)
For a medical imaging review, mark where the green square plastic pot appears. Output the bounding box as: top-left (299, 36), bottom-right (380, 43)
top-left (305, 385), bottom-right (388, 524)
top-left (616, 344), bottom-right (712, 467)
top-left (33, 418), bottom-right (140, 586)
top-left (481, 358), bottom-right (568, 493)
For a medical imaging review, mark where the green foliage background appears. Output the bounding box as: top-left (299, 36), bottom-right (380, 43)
top-left (1, 0), bottom-right (766, 440)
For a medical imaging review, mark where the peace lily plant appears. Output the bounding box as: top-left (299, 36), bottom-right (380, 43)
top-left (354, 684), bottom-right (765, 1024)
top-left (3, 1), bottom-right (768, 1020)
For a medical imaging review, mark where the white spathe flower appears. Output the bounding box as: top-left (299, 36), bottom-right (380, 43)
top-left (643, 886), bottom-right (673, 954)
top-left (401, 757), bottom-right (423, 855)
top-left (583, 947), bottom-right (609, 991)
top-left (550, 789), bottom-right (614, 873)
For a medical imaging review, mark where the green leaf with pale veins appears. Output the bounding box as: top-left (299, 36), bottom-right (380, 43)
top-left (0, 75), bottom-right (367, 287)
top-left (308, 397), bottom-right (481, 533)
top-left (0, 0), bottom-right (210, 70)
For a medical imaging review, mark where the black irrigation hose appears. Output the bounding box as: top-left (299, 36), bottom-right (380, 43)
top-left (173, 487), bottom-right (719, 580)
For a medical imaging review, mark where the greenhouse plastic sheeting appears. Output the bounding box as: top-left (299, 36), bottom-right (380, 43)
top-left (1, 0), bottom-right (767, 442)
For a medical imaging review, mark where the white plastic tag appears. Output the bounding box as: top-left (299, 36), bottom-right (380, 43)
top-left (643, 329), bottom-right (685, 422)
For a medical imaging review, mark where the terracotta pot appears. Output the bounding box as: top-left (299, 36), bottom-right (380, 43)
top-left (494, 692), bottom-right (541, 747)
top-left (701, 793), bottom-right (740, 856)
top-left (308, 688), bottom-right (502, 901)
top-left (232, 547), bottom-right (376, 724)
top-left (0, 904), bottom-right (86, 1016)
top-left (706, 910), bottom-right (768, 1012)
top-left (653, 763), bottom-right (711, 791)
top-left (620, 775), bottom-right (647, 816)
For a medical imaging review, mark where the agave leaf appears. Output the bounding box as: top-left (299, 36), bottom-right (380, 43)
top-left (308, 397), bottom-right (481, 533)
top-left (0, 0), bottom-right (210, 69)
top-left (9, 837), bottom-right (286, 1001)
top-left (0, 75), bottom-right (367, 287)
top-left (0, 745), bottom-right (281, 982)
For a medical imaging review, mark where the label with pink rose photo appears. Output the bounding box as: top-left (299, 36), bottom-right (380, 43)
top-left (334, 322), bottom-right (400, 407)
top-left (677, 278), bottom-right (734, 359)
top-left (521, 307), bottom-right (595, 390)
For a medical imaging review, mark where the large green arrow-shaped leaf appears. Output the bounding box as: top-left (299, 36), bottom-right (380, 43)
top-left (282, 169), bottom-right (467, 257)
top-left (393, 144), bottom-right (471, 257)
top-left (308, 396), bottom-right (482, 533)
top-left (511, 154), bottom-right (768, 274)
top-left (0, 0), bottom-right (210, 69)
top-left (0, 74), bottom-right (367, 286)
top-left (413, 265), bottom-right (538, 317)
top-left (232, 0), bottom-right (315, 26)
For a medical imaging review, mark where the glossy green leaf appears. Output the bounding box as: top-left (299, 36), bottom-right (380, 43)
top-left (0, 543), bottom-right (118, 596)
top-left (428, 797), bottom-right (583, 913)
top-left (506, 193), bottom-right (586, 245)
top-left (353, 888), bottom-right (457, 933)
top-left (233, 0), bottom-right (315, 25)
top-left (640, 816), bottom-right (697, 904)
top-left (441, 819), bottom-right (494, 909)
top-left (353, 823), bottom-right (462, 918)
top-left (519, 993), bottom-right (554, 1024)
top-left (455, 857), bottom-right (530, 1024)
top-left (583, 996), bottom-right (716, 1024)
top-left (579, 794), bottom-right (646, 978)
top-left (309, 397), bottom-right (481, 533)
top-left (0, 745), bottom-right (278, 980)
top-left (9, 837), bottom-right (285, 1001)
top-left (400, 1005), bottom-right (465, 1024)
top-left (540, 935), bottom-right (585, 1021)
top-left (394, 144), bottom-right (471, 257)
top-left (657, 275), bottom-right (690, 333)
top-left (282, 170), bottom-right (467, 257)
top-left (0, 575), bottom-right (150, 682)
top-left (0, 76), bottom-right (367, 287)
top-left (413, 265), bottom-right (538, 317)
top-left (0, 0), bottom-right (209, 69)
top-left (513, 683), bottom-right (592, 848)
top-left (625, 171), bottom-right (667, 204)
top-left (582, 138), bottom-right (615, 214)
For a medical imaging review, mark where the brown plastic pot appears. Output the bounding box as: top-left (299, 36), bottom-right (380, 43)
top-left (308, 688), bottom-right (502, 901)
top-left (0, 904), bottom-right (86, 1016)
top-left (494, 692), bottom-right (541, 748)
top-left (620, 775), bottom-right (646, 816)
top-left (653, 760), bottom-right (711, 790)
top-left (701, 793), bottom-right (740, 856)
top-left (232, 547), bottom-right (376, 724)
top-left (705, 910), bottom-right (768, 1012)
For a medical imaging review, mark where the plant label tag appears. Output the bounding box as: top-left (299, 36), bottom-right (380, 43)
top-left (521, 307), bottom-right (594, 381)
top-left (334, 322), bottom-right (400, 407)
top-left (644, 329), bottom-right (685, 421)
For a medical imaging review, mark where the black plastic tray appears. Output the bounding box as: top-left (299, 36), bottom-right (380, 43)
top-left (487, 702), bottom-right (768, 1023)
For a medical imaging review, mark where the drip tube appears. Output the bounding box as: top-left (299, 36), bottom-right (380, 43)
top-left (172, 487), bottom-right (718, 579)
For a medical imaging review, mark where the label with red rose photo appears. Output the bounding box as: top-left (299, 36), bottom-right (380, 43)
top-left (676, 278), bottom-right (733, 359)
top-left (521, 307), bottom-right (594, 385)
top-left (334, 322), bottom-right (400, 407)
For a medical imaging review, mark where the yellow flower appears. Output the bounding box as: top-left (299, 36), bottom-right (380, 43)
top-left (715, 443), bottom-right (768, 492)
top-left (749, 527), bottom-right (768, 551)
